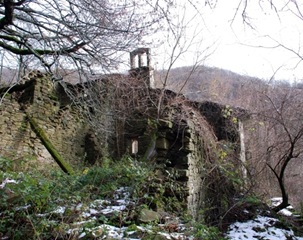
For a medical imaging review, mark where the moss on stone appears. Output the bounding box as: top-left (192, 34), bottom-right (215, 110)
top-left (26, 113), bottom-right (74, 175)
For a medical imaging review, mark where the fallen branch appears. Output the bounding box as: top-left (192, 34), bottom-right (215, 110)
top-left (26, 113), bottom-right (74, 175)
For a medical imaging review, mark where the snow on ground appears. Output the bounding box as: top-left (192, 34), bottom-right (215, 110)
top-left (68, 192), bottom-right (303, 240)
top-left (60, 187), bottom-right (194, 239)
top-left (0, 178), bottom-right (18, 188)
top-left (1, 177), bottom-right (303, 239)
top-left (225, 198), bottom-right (303, 240)
top-left (226, 215), bottom-right (303, 240)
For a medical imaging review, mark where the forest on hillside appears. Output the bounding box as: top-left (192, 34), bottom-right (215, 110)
top-left (155, 65), bottom-right (303, 111)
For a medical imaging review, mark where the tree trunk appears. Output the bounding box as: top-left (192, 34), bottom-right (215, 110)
top-left (273, 176), bottom-right (289, 212)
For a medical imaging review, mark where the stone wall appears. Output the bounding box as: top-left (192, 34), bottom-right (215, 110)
top-left (0, 72), bottom-right (88, 170)
top-left (186, 117), bottom-right (208, 220)
top-left (115, 90), bottom-right (238, 221)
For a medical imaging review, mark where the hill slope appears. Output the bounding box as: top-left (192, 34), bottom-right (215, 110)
top-left (154, 65), bottom-right (292, 110)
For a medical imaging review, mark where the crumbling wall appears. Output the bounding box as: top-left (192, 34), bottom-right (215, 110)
top-left (185, 118), bottom-right (208, 219)
top-left (0, 72), bottom-right (88, 170)
top-left (0, 97), bottom-right (36, 165)
top-left (0, 68), bottom-right (241, 222)
top-left (116, 89), bottom-right (239, 221)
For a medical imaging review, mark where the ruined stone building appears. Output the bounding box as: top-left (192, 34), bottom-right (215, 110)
top-left (0, 48), bottom-right (246, 222)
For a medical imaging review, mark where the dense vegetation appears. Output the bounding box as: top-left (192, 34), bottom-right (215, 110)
top-left (0, 154), bottom-right (228, 239)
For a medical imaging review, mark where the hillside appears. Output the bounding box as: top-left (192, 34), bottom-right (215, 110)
top-left (154, 65), bottom-right (294, 111)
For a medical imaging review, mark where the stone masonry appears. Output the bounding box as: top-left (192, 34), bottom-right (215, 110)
top-left (0, 50), bottom-right (241, 221)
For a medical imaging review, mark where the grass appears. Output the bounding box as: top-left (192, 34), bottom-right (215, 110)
top-left (0, 155), bottom-right (227, 239)
top-left (0, 155), bottom-right (176, 239)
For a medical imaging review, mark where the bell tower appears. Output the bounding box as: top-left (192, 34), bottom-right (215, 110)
top-left (129, 48), bottom-right (154, 88)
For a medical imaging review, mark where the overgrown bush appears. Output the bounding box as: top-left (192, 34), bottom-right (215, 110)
top-left (0, 155), bottom-right (159, 239)
top-left (0, 154), bottom-right (226, 239)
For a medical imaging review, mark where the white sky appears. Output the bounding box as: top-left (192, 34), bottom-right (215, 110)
top-left (151, 0), bottom-right (303, 82)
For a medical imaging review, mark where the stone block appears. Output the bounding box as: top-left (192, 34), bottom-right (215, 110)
top-left (156, 137), bottom-right (169, 150)
top-left (183, 140), bottom-right (195, 151)
top-left (138, 209), bottom-right (160, 223)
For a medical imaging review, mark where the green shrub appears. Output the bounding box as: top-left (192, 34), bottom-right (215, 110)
top-left (0, 155), bottom-right (188, 238)
top-left (0, 170), bottom-right (84, 239)
top-left (193, 223), bottom-right (225, 240)
top-left (0, 156), bottom-right (13, 171)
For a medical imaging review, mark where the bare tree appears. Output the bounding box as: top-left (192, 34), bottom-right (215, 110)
top-left (255, 86), bottom-right (303, 211)
top-left (231, 1), bottom-right (303, 70)
top-left (0, 0), bottom-right (173, 79)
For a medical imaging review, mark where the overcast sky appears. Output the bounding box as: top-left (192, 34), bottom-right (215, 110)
top-left (151, 0), bottom-right (303, 82)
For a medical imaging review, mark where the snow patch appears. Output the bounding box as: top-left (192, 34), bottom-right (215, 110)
top-left (0, 178), bottom-right (18, 188)
top-left (226, 215), bottom-right (303, 240)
